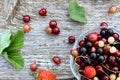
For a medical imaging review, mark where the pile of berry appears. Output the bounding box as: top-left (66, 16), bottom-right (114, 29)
top-left (70, 23), bottom-right (120, 80)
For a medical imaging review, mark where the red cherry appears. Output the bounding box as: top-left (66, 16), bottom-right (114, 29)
top-left (113, 33), bottom-right (119, 40)
top-left (52, 56), bottom-right (61, 65)
top-left (52, 27), bottom-right (60, 35)
top-left (49, 20), bottom-right (57, 29)
top-left (23, 15), bottom-right (31, 23)
top-left (68, 36), bottom-right (75, 43)
top-left (30, 61), bottom-right (38, 71)
top-left (39, 8), bottom-right (47, 16)
top-left (79, 40), bottom-right (85, 46)
top-left (87, 32), bottom-right (98, 42)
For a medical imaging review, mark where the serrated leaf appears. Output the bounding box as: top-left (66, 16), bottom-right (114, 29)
top-left (3, 51), bottom-right (24, 69)
top-left (68, 0), bottom-right (87, 23)
top-left (5, 30), bottom-right (24, 51)
top-left (0, 31), bottom-right (11, 54)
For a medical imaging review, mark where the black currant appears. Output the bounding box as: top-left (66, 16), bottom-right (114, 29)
top-left (79, 47), bottom-right (87, 55)
top-left (98, 55), bottom-right (105, 63)
top-left (106, 28), bottom-right (113, 36)
top-left (85, 41), bottom-right (92, 49)
top-left (100, 30), bottom-right (106, 37)
top-left (117, 57), bottom-right (120, 64)
top-left (96, 47), bottom-right (103, 54)
top-left (85, 58), bottom-right (91, 65)
top-left (90, 52), bottom-right (97, 59)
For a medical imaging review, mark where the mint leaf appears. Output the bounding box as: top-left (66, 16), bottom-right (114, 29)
top-left (5, 30), bottom-right (24, 51)
top-left (3, 51), bottom-right (24, 69)
top-left (68, 0), bottom-right (87, 23)
top-left (0, 31), bottom-right (11, 54)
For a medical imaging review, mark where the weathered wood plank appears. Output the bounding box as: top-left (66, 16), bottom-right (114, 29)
top-left (1, 0), bottom-right (120, 80)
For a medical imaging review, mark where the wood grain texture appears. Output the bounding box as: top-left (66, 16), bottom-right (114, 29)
top-left (1, 0), bottom-right (120, 80)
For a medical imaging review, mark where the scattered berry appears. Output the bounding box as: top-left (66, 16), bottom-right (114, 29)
top-left (52, 27), bottom-right (60, 35)
top-left (108, 5), bottom-right (117, 14)
top-left (100, 22), bottom-right (108, 27)
top-left (39, 8), bottom-right (47, 16)
top-left (23, 24), bottom-right (31, 33)
top-left (45, 26), bottom-right (52, 34)
top-left (23, 15), bottom-right (31, 23)
top-left (52, 56), bottom-right (61, 65)
top-left (68, 36), bottom-right (75, 43)
top-left (30, 61), bottom-right (38, 71)
top-left (49, 20), bottom-right (57, 29)
top-left (100, 22), bottom-right (108, 30)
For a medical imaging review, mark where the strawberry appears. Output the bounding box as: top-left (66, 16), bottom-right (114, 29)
top-left (37, 69), bottom-right (56, 80)
top-left (84, 66), bottom-right (96, 78)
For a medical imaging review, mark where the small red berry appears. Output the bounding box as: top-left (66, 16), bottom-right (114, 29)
top-left (49, 20), bottom-right (57, 29)
top-left (23, 15), bottom-right (31, 23)
top-left (100, 22), bottom-right (108, 30)
top-left (23, 24), bottom-right (31, 33)
top-left (113, 33), bottom-right (119, 40)
top-left (39, 8), bottom-right (47, 16)
top-left (100, 22), bottom-right (108, 26)
top-left (52, 56), bottom-right (61, 65)
top-left (52, 27), bottom-right (60, 35)
top-left (68, 36), bottom-right (75, 43)
top-left (30, 61), bottom-right (38, 71)
top-left (45, 26), bottom-right (52, 34)
top-left (79, 40), bottom-right (85, 46)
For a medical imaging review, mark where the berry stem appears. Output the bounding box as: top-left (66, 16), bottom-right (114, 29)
top-left (102, 64), bottom-right (120, 73)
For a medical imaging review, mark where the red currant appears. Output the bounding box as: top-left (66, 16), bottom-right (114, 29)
top-left (100, 22), bottom-right (108, 30)
top-left (68, 36), bottom-right (75, 43)
top-left (49, 20), bottom-right (57, 29)
top-left (52, 27), bottom-right (60, 35)
top-left (23, 15), bottom-right (31, 23)
top-left (100, 22), bottom-right (108, 26)
top-left (39, 8), bottom-right (47, 16)
top-left (79, 40), bottom-right (85, 46)
top-left (30, 61), bottom-right (38, 71)
top-left (52, 56), bottom-right (61, 65)
top-left (113, 33), bottom-right (119, 40)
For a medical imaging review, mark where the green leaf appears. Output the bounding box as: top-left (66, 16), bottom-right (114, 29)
top-left (0, 31), bottom-right (11, 54)
top-left (68, 0), bottom-right (87, 23)
top-left (5, 30), bottom-right (24, 51)
top-left (3, 51), bottom-right (24, 69)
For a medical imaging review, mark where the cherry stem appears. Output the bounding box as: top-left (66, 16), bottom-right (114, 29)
top-left (112, 41), bottom-right (120, 45)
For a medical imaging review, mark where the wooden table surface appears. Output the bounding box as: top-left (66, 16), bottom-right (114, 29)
top-left (0, 0), bottom-right (120, 80)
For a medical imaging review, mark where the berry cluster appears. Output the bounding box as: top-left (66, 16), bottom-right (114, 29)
top-left (45, 20), bottom-right (60, 35)
top-left (23, 8), bottom-right (47, 33)
top-left (70, 23), bottom-right (120, 80)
